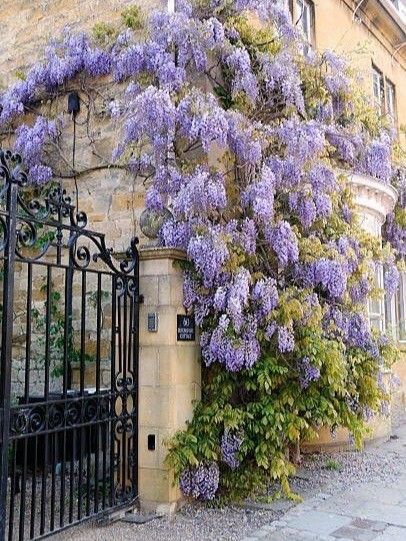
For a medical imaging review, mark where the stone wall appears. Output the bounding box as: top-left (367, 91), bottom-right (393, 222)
top-left (0, 0), bottom-right (166, 255)
top-left (0, 1), bottom-right (165, 87)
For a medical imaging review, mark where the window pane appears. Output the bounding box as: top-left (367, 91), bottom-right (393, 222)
top-left (296, 0), bottom-right (313, 43)
top-left (386, 79), bottom-right (396, 119)
top-left (398, 272), bottom-right (406, 342)
top-left (368, 264), bottom-right (384, 331)
top-left (372, 67), bottom-right (383, 115)
top-left (370, 317), bottom-right (383, 331)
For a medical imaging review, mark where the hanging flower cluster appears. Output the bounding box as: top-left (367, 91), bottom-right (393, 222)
top-left (0, 0), bottom-right (403, 502)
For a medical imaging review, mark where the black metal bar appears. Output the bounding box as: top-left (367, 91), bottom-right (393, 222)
top-left (109, 276), bottom-right (118, 509)
top-left (69, 428), bottom-right (76, 525)
top-left (39, 267), bottom-right (52, 536)
top-left (63, 266), bottom-right (74, 397)
top-left (60, 266), bottom-right (72, 530)
top-left (77, 272), bottom-right (87, 521)
top-left (24, 263), bottom-right (33, 402)
top-left (132, 266), bottom-right (140, 498)
top-left (86, 425), bottom-right (91, 516)
top-left (8, 440), bottom-right (17, 541)
top-left (94, 274), bottom-right (102, 513)
top-left (49, 432), bottom-right (57, 532)
top-left (80, 271), bottom-right (87, 397)
top-left (0, 179), bottom-right (18, 541)
top-left (101, 422), bottom-right (107, 510)
top-left (29, 436), bottom-right (38, 539)
top-left (18, 437), bottom-right (28, 541)
top-left (122, 285), bottom-right (128, 498)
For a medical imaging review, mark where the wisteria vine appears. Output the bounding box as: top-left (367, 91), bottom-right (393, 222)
top-left (0, 0), bottom-right (405, 502)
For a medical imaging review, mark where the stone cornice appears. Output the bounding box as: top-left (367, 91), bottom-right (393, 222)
top-left (345, 172), bottom-right (399, 225)
top-left (139, 245), bottom-right (187, 262)
top-left (114, 246), bottom-right (187, 262)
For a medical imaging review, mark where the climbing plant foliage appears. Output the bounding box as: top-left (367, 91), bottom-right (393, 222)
top-left (0, 0), bottom-right (405, 502)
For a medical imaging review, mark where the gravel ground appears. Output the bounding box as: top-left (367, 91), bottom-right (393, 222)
top-left (53, 504), bottom-right (280, 541)
top-left (52, 424), bottom-right (406, 541)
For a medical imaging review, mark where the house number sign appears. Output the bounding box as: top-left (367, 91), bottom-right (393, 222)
top-left (177, 315), bottom-right (196, 342)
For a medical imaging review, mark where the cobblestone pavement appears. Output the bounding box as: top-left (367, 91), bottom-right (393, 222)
top-left (244, 424), bottom-right (406, 541)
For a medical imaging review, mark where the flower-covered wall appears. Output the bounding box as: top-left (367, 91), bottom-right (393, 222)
top-left (0, 0), bottom-right (405, 507)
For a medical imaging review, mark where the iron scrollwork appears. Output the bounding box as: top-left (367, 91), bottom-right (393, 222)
top-left (1, 148), bottom-right (140, 539)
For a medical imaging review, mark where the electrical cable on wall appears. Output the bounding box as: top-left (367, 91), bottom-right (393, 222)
top-left (67, 91), bottom-right (80, 211)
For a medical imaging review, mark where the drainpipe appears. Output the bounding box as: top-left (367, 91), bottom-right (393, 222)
top-left (352, 0), bottom-right (368, 20)
top-left (391, 41), bottom-right (406, 62)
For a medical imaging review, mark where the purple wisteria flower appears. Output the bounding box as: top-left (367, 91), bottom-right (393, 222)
top-left (277, 325), bottom-right (295, 353)
top-left (252, 277), bottom-right (279, 318)
top-left (177, 90), bottom-right (229, 151)
top-left (384, 262), bottom-right (400, 297)
top-left (349, 277), bottom-right (370, 303)
top-left (179, 462), bottom-right (220, 500)
top-left (267, 221), bottom-right (299, 267)
top-left (225, 47), bottom-right (259, 102)
top-left (226, 269), bottom-right (251, 331)
top-left (242, 165), bottom-right (275, 223)
top-left (259, 50), bottom-right (304, 112)
top-left (361, 134), bottom-right (393, 183)
top-left (221, 430), bottom-right (243, 469)
top-left (301, 258), bottom-right (347, 299)
top-left (384, 213), bottom-right (406, 258)
top-left (322, 50), bottom-right (349, 95)
top-left (298, 357), bottom-right (321, 389)
top-left (14, 116), bottom-right (59, 184)
top-left (187, 228), bottom-right (229, 288)
top-left (172, 167), bottom-right (227, 219)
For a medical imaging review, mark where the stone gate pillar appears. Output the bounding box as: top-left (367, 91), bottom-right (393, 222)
top-left (137, 246), bottom-right (201, 513)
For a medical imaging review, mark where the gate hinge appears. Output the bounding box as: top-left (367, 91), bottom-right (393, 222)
top-left (138, 294), bottom-right (144, 304)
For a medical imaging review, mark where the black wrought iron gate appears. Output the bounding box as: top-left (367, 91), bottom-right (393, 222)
top-left (0, 151), bottom-right (140, 540)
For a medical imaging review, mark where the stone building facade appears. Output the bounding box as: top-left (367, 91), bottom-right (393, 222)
top-left (290, 0), bottom-right (406, 436)
top-left (0, 0), bottom-right (405, 512)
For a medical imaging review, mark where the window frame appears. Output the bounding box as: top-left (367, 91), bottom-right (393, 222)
top-left (369, 264), bottom-right (385, 333)
top-left (385, 77), bottom-right (397, 122)
top-left (372, 64), bottom-right (385, 116)
top-left (396, 271), bottom-right (406, 343)
top-left (294, 0), bottom-right (316, 49)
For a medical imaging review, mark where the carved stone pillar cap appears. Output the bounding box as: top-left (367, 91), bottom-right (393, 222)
top-left (139, 246), bottom-right (187, 261)
top-left (344, 171), bottom-right (398, 225)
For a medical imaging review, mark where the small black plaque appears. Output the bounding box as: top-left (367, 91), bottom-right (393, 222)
top-left (177, 315), bottom-right (196, 342)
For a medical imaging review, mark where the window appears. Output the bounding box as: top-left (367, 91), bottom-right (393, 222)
top-left (396, 271), bottom-right (406, 342)
top-left (372, 67), bottom-right (397, 121)
top-left (295, 0), bottom-right (315, 50)
top-left (369, 265), bottom-right (385, 332)
top-left (385, 78), bottom-right (396, 121)
top-left (372, 65), bottom-right (384, 115)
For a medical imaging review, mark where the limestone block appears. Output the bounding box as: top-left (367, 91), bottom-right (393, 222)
top-left (138, 386), bottom-right (174, 429)
top-left (138, 426), bottom-right (160, 470)
top-left (140, 276), bottom-right (159, 306)
top-left (138, 467), bottom-right (180, 506)
top-left (158, 345), bottom-right (201, 386)
top-left (139, 306), bottom-right (179, 347)
top-left (139, 345), bottom-right (159, 387)
top-left (111, 193), bottom-right (134, 213)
